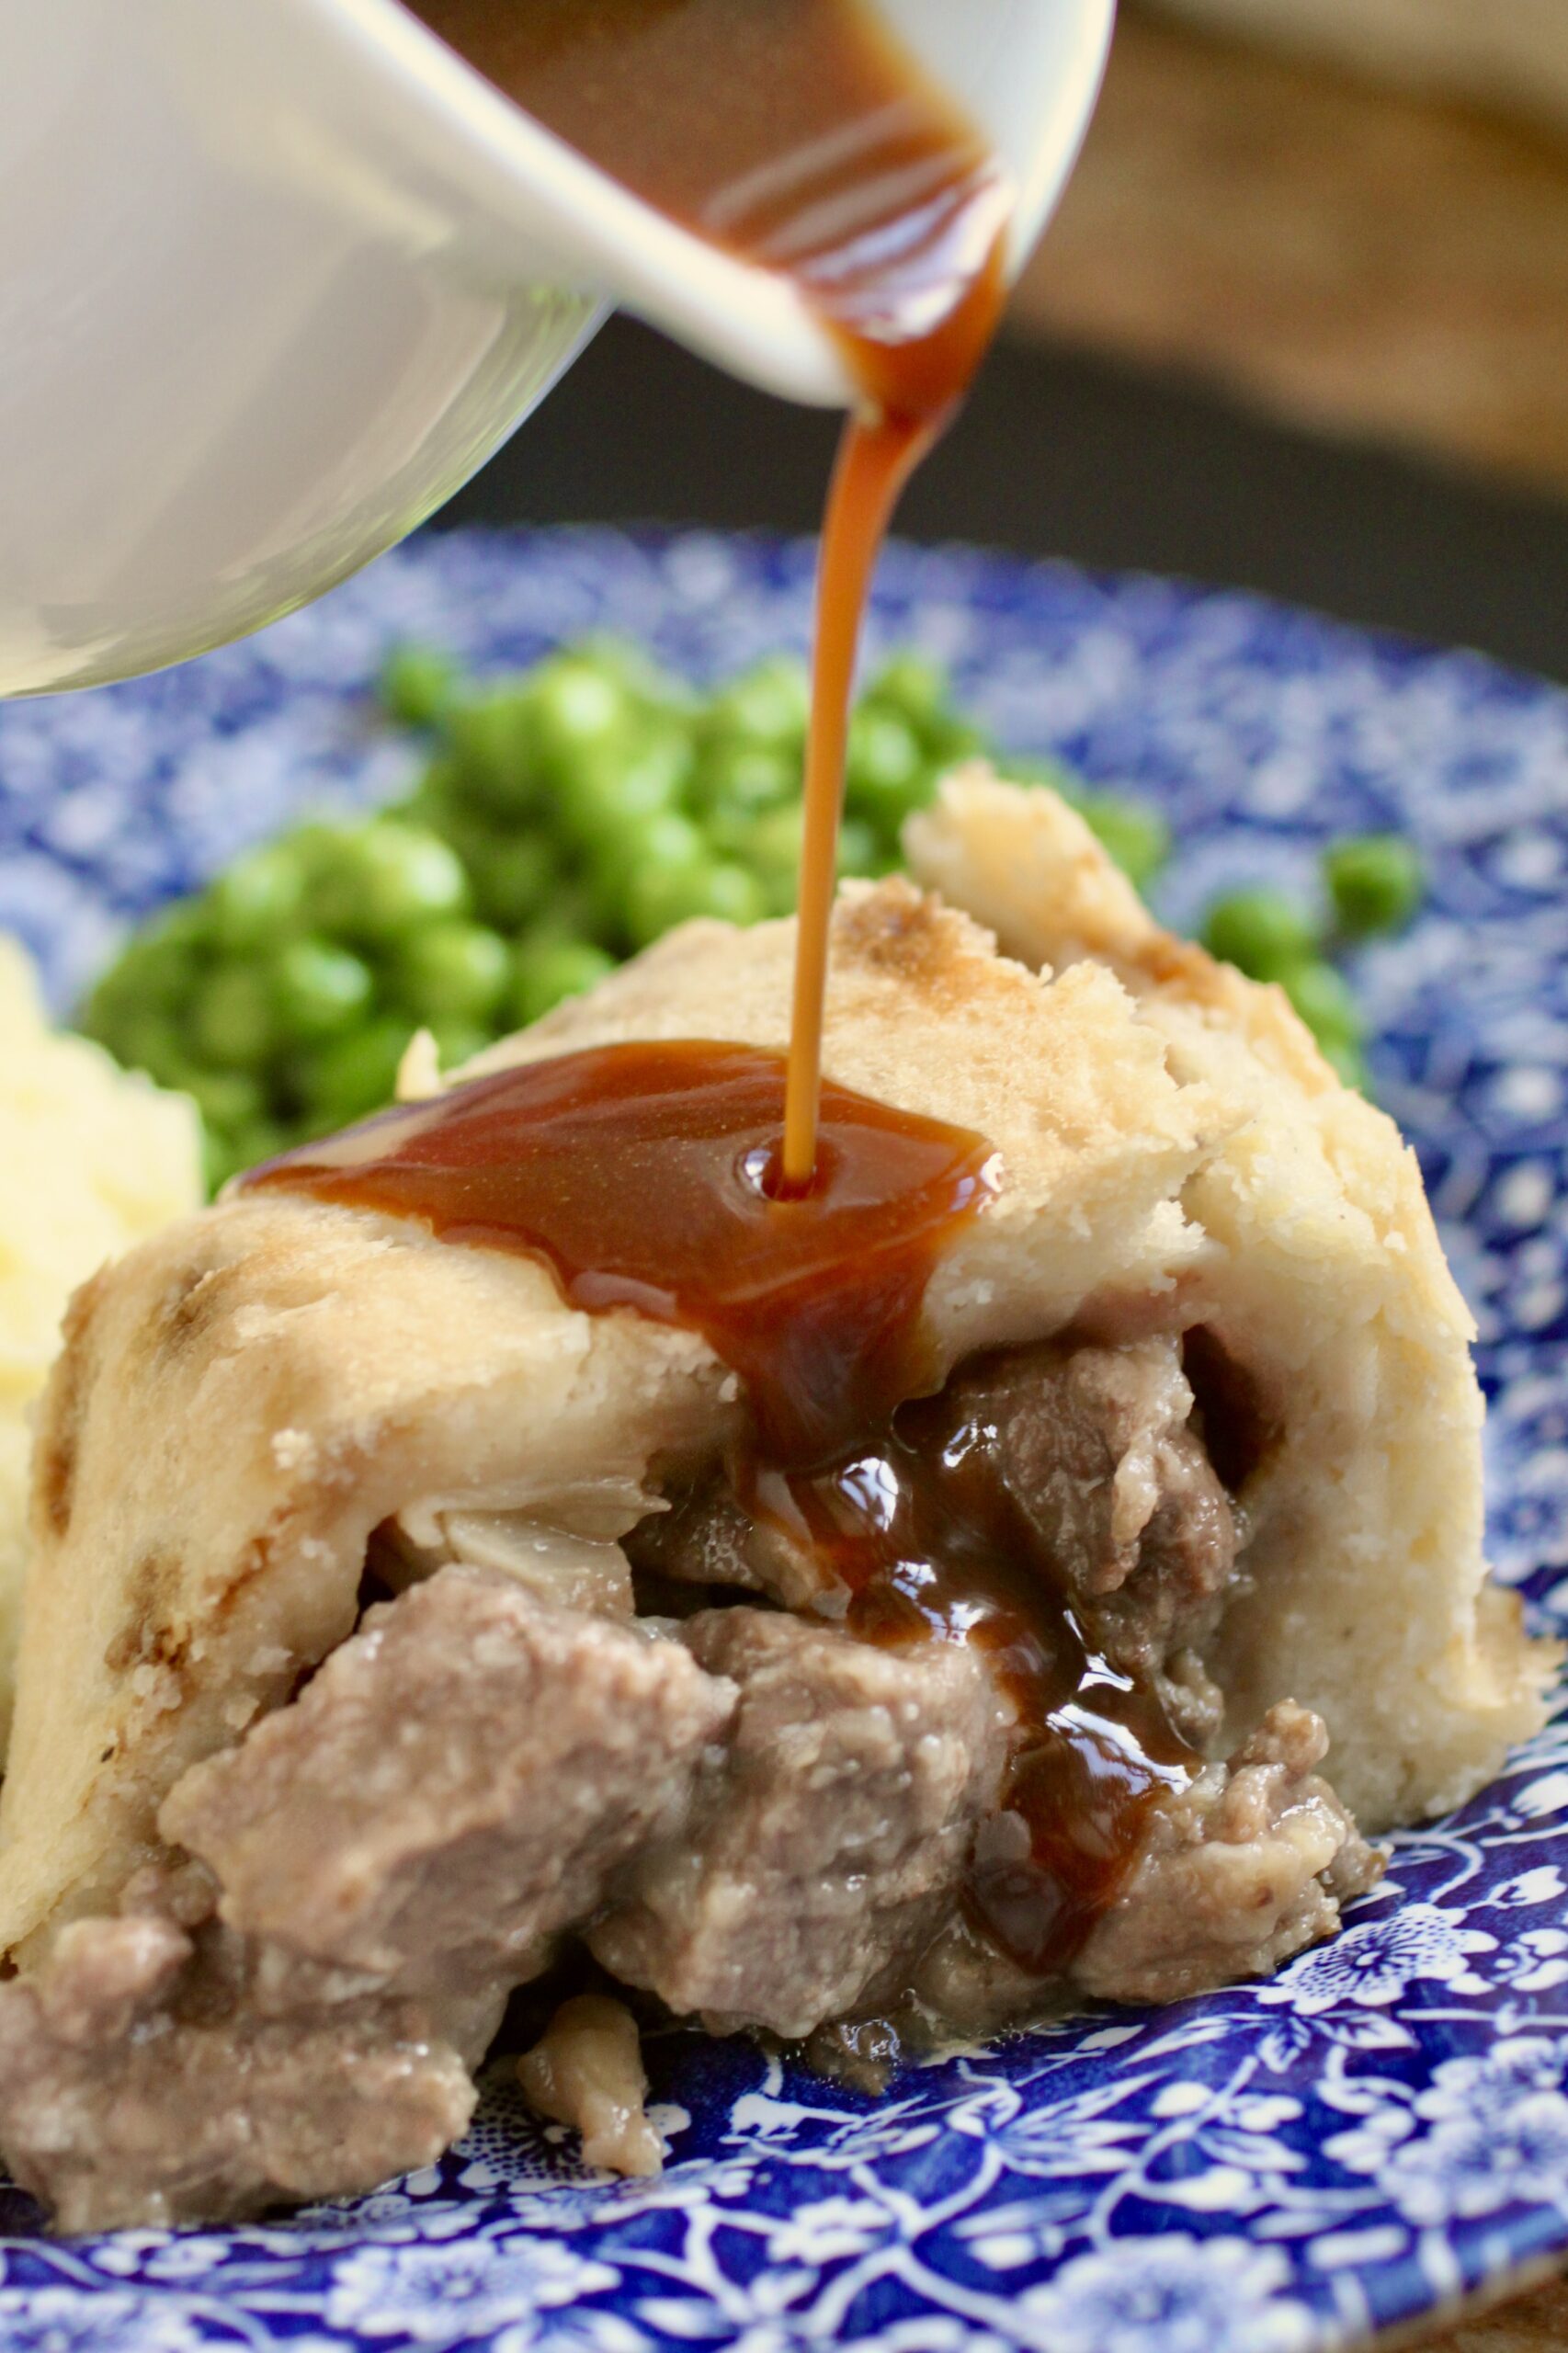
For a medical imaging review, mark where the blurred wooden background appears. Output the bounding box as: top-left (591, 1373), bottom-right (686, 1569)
top-left (1444, 2274), bottom-right (1568, 2349)
top-left (1008, 1), bottom-right (1568, 496)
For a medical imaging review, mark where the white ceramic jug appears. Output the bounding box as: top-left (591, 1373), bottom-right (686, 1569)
top-left (0, 0), bottom-right (1115, 697)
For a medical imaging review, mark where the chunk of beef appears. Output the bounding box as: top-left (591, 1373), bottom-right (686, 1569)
top-left (1073, 1701), bottom-right (1384, 2006)
top-left (517, 1994), bottom-right (662, 2177)
top-left (162, 1564), bottom-right (735, 1998)
top-left (590, 1608), bottom-right (1008, 2039)
top-left (938, 1336), bottom-right (1237, 1745)
top-left (0, 1890), bottom-right (474, 2234)
top-left (0, 1569), bottom-right (733, 2231)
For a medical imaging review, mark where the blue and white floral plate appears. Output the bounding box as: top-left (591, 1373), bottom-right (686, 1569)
top-left (2, 527), bottom-right (1567, 2353)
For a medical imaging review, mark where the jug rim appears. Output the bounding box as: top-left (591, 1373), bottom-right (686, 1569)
top-left (278, 0), bottom-right (1116, 411)
top-left (283, 0), bottom-right (858, 406)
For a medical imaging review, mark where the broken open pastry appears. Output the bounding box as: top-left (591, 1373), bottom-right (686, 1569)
top-left (0, 773), bottom-right (1549, 2231)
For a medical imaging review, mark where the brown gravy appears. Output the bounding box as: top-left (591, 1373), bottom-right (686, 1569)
top-left (246, 1040), bottom-right (994, 1463)
top-left (403, 0), bottom-right (1011, 1185)
top-left (751, 1384), bottom-right (1195, 1973)
top-left (245, 1045), bottom-right (1198, 1971)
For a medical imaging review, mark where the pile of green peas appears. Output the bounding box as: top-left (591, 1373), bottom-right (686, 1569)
top-left (81, 636), bottom-right (1175, 1191)
top-left (1199, 834), bottom-right (1426, 1091)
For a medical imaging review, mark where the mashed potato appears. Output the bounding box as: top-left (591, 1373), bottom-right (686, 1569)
top-left (0, 936), bottom-right (201, 1753)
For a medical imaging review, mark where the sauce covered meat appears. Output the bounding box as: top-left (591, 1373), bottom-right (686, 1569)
top-left (752, 1388), bottom-right (1197, 1975)
top-left (245, 1043), bottom-right (1203, 1972)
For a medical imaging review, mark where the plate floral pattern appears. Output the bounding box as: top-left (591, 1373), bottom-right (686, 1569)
top-left (0, 527), bottom-right (1565, 2352)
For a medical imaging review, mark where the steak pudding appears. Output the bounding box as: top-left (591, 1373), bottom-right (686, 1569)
top-left (0, 777), bottom-right (1546, 2229)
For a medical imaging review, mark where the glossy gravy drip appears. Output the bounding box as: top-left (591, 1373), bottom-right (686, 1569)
top-left (750, 1388), bottom-right (1196, 1974)
top-left (402, 0), bottom-right (1011, 1186)
top-left (244, 1040), bottom-right (996, 1465)
top-left (245, 1043), bottom-right (1199, 1972)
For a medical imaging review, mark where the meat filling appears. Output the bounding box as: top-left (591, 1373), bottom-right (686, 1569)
top-left (631, 1336), bottom-right (1239, 1747)
top-left (160, 1567), bottom-right (733, 2000)
top-left (0, 1873), bottom-right (479, 2234)
top-left (0, 1332), bottom-right (1381, 2227)
top-left (592, 1607), bottom-right (1011, 2037)
top-left (937, 1337), bottom-right (1240, 1749)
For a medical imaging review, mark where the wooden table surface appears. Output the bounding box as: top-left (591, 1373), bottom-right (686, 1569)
top-left (1012, 9), bottom-right (1568, 497)
top-left (1434, 2275), bottom-right (1568, 2349)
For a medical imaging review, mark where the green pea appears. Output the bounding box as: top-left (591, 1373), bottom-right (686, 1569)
top-left (703, 801), bottom-right (760, 862)
top-left (76, 960), bottom-right (131, 1043)
top-left (527, 655), bottom-right (632, 782)
top-left (1282, 960), bottom-right (1365, 1049)
top-left (580, 633), bottom-right (695, 716)
top-left (696, 861), bottom-right (768, 928)
top-left (380, 642), bottom-right (463, 731)
top-left (697, 740), bottom-right (800, 822)
top-left (1079, 794), bottom-right (1172, 892)
top-left (744, 804), bottom-right (806, 915)
top-left (410, 800), bottom-right (502, 889)
top-left (918, 711), bottom-right (988, 768)
top-left (81, 934), bottom-right (197, 1045)
top-left (591, 809), bottom-right (708, 934)
top-left (398, 755), bottom-right (464, 832)
top-left (109, 1011), bottom-right (196, 1088)
top-left (182, 1067), bottom-right (267, 1131)
top-left (622, 845), bottom-right (708, 949)
top-left (290, 818), bottom-right (361, 882)
top-left (705, 657), bottom-right (810, 751)
top-left (472, 830), bottom-right (559, 929)
top-left (209, 1116), bottom-right (289, 1191)
top-left (512, 937), bottom-right (618, 1028)
top-left (538, 881), bottom-right (615, 951)
top-left (122, 901), bottom-right (208, 978)
top-left (447, 694), bottom-right (542, 819)
top-left (846, 708), bottom-right (927, 833)
top-left (560, 733), bottom-right (692, 861)
top-left (192, 965), bottom-right (276, 1069)
top-left (868, 652), bottom-right (949, 724)
top-left (428, 1019), bottom-right (493, 1074)
top-left (1324, 834), bottom-right (1425, 938)
top-left (269, 938), bottom-right (373, 1041)
top-left (307, 822), bottom-right (470, 943)
top-left (1201, 890), bottom-right (1321, 982)
top-left (207, 843), bottom-right (307, 952)
top-left (201, 1125), bottom-right (244, 1198)
top-left (626, 854), bottom-right (765, 948)
top-left (147, 898), bottom-right (212, 957)
top-left (292, 1017), bottom-right (413, 1126)
top-left (837, 818), bottom-right (884, 879)
top-left (396, 921), bottom-right (510, 1023)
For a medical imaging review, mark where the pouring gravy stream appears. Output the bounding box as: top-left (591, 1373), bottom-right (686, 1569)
top-left (406, 0), bottom-right (1011, 1187)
